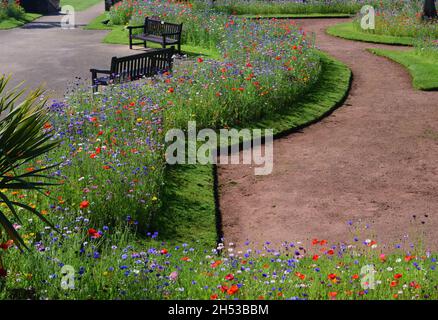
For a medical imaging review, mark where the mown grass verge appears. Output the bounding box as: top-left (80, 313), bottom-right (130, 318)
top-left (60, 0), bottom-right (103, 11)
top-left (152, 164), bottom-right (218, 245)
top-left (369, 48), bottom-right (438, 91)
top-left (326, 21), bottom-right (415, 46)
top-left (0, 13), bottom-right (41, 29)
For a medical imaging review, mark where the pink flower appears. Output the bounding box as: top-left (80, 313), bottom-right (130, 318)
top-left (169, 271), bottom-right (178, 281)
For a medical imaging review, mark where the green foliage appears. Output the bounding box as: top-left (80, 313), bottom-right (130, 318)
top-left (327, 21), bottom-right (415, 45)
top-left (0, 2), bottom-right (40, 29)
top-left (0, 76), bottom-right (59, 250)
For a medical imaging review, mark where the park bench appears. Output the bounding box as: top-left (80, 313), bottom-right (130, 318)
top-left (90, 47), bottom-right (174, 92)
top-left (128, 17), bottom-right (183, 54)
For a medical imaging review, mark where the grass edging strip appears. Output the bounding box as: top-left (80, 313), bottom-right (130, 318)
top-left (368, 48), bottom-right (438, 91)
top-left (161, 52), bottom-right (352, 245)
top-left (0, 13), bottom-right (41, 30)
top-left (326, 21), bottom-right (414, 46)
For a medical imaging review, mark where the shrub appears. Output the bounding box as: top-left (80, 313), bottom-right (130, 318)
top-left (0, 2), bottom-right (25, 22)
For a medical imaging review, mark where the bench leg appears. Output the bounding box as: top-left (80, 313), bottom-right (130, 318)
top-left (144, 40), bottom-right (147, 48)
top-left (129, 36), bottom-right (133, 50)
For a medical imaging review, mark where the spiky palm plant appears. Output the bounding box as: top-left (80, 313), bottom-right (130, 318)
top-left (0, 75), bottom-right (60, 253)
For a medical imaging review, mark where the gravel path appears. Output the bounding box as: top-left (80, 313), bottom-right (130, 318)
top-left (0, 1), bottom-right (132, 98)
top-left (218, 18), bottom-right (438, 250)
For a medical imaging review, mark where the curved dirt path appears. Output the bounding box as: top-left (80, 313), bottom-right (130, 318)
top-left (218, 18), bottom-right (438, 250)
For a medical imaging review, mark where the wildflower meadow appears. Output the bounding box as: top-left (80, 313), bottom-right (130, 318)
top-left (0, 0), bottom-right (437, 303)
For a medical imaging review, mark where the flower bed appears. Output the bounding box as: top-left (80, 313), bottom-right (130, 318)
top-left (5, 1), bottom-right (320, 229)
top-left (201, 0), bottom-right (368, 16)
top-left (2, 0), bottom-right (436, 300)
top-left (0, 0), bottom-right (322, 297)
top-left (2, 222), bottom-right (437, 299)
top-left (352, 0), bottom-right (438, 39)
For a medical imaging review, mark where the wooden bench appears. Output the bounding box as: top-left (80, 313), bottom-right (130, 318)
top-left (128, 17), bottom-right (183, 54)
top-left (90, 47), bottom-right (174, 92)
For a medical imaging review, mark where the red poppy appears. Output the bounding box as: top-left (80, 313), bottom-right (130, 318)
top-left (211, 260), bottom-right (222, 268)
top-left (410, 281), bottom-right (421, 289)
top-left (160, 248), bottom-right (168, 255)
top-left (181, 256), bottom-right (190, 261)
top-left (352, 274), bottom-right (359, 280)
top-left (168, 87), bottom-right (174, 93)
top-left (210, 294), bottom-right (218, 300)
top-left (390, 280), bottom-right (398, 287)
top-left (197, 57), bottom-right (203, 63)
top-left (326, 249), bottom-right (334, 255)
top-left (88, 228), bottom-right (101, 239)
top-left (295, 272), bottom-right (306, 280)
top-left (79, 200), bottom-right (90, 209)
top-left (227, 285), bottom-right (239, 295)
top-left (220, 285), bottom-right (228, 293)
top-left (0, 240), bottom-right (13, 250)
top-left (328, 291), bottom-right (337, 298)
top-left (312, 254), bottom-right (319, 261)
top-left (394, 273), bottom-right (402, 279)
top-left (225, 274), bottom-right (234, 281)
top-left (328, 273), bottom-right (337, 280)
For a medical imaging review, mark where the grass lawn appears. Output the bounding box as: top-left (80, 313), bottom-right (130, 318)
top-left (60, 0), bottom-right (103, 11)
top-left (326, 21), bottom-right (415, 46)
top-left (369, 48), bottom-right (438, 91)
top-left (0, 13), bottom-right (41, 29)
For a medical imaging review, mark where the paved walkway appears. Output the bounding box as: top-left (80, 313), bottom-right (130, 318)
top-left (219, 18), bottom-right (438, 250)
top-left (0, 1), bottom-right (132, 98)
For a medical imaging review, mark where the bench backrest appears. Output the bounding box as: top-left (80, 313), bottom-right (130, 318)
top-left (109, 48), bottom-right (174, 83)
top-left (145, 17), bottom-right (183, 39)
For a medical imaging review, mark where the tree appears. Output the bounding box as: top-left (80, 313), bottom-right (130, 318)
top-left (423, 0), bottom-right (437, 19)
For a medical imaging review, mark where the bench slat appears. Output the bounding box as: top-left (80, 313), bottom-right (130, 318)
top-left (91, 47), bottom-right (174, 91)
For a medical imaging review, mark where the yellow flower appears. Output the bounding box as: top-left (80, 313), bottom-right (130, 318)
top-left (136, 118), bottom-right (143, 123)
top-left (152, 196), bottom-right (158, 201)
